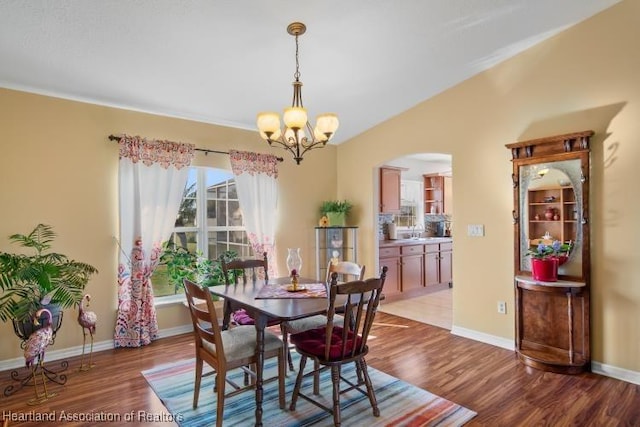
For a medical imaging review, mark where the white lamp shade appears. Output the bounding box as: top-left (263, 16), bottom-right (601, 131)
top-left (283, 107), bottom-right (308, 129)
top-left (313, 127), bottom-right (328, 142)
top-left (260, 128), bottom-right (281, 141)
top-left (256, 112), bottom-right (281, 134)
top-left (315, 113), bottom-right (339, 135)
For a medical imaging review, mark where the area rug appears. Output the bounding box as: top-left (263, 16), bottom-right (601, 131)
top-left (142, 353), bottom-right (476, 426)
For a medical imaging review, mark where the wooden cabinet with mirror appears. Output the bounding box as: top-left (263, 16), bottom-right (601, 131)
top-left (506, 130), bottom-right (592, 374)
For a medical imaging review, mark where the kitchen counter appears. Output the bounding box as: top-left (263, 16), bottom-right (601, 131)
top-left (379, 237), bottom-right (452, 248)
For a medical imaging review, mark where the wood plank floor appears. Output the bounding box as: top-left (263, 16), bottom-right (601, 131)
top-left (1, 312), bottom-right (639, 426)
top-left (379, 288), bottom-right (452, 329)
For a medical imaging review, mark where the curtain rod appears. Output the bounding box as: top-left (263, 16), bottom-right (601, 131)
top-left (108, 134), bottom-right (283, 162)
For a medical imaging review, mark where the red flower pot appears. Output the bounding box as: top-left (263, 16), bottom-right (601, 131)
top-left (531, 258), bottom-right (558, 282)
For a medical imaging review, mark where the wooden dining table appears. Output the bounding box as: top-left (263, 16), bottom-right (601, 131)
top-left (209, 276), bottom-right (329, 427)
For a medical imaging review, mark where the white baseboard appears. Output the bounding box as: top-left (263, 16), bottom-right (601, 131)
top-left (450, 325), bottom-right (640, 385)
top-left (0, 324), bottom-right (193, 372)
top-left (592, 361), bottom-right (640, 385)
top-left (450, 326), bottom-right (515, 350)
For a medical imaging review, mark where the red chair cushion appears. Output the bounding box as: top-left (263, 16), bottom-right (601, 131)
top-left (232, 309), bottom-right (279, 326)
top-left (290, 326), bottom-right (362, 361)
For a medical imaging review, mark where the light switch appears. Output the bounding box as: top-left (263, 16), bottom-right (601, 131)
top-left (467, 224), bottom-right (485, 237)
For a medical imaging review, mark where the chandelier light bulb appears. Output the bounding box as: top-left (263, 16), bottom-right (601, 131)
top-left (283, 107), bottom-right (308, 130)
top-left (256, 112), bottom-right (281, 135)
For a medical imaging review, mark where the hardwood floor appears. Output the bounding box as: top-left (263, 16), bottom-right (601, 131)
top-left (2, 312), bottom-right (638, 426)
top-left (379, 288), bottom-right (452, 329)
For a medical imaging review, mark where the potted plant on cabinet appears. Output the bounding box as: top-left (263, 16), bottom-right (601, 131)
top-left (320, 200), bottom-right (353, 227)
top-left (0, 224), bottom-right (98, 338)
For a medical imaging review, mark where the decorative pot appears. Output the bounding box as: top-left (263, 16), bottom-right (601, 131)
top-left (544, 208), bottom-right (555, 221)
top-left (326, 212), bottom-right (346, 227)
top-left (12, 303), bottom-right (63, 341)
top-left (531, 258), bottom-right (558, 282)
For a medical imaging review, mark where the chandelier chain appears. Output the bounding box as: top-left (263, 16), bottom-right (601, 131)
top-left (294, 34), bottom-right (301, 81)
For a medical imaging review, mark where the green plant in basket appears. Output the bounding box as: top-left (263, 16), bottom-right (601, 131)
top-left (320, 200), bottom-right (353, 215)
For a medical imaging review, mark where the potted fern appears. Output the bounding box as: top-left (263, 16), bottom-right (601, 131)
top-left (0, 224), bottom-right (98, 337)
top-left (320, 200), bottom-right (353, 227)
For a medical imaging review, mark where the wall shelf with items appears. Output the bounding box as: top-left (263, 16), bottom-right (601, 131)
top-left (527, 186), bottom-right (576, 245)
top-left (423, 174), bottom-right (444, 215)
top-left (315, 226), bottom-right (358, 281)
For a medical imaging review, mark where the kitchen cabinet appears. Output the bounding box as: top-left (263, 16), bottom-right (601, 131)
top-left (315, 226), bottom-right (358, 281)
top-left (424, 242), bottom-right (453, 288)
top-left (380, 167), bottom-right (401, 213)
top-left (379, 246), bottom-right (400, 296)
top-left (439, 242), bottom-right (453, 286)
top-left (379, 238), bottom-right (452, 299)
top-left (400, 244), bottom-right (424, 290)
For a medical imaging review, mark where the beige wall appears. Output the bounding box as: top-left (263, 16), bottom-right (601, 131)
top-left (1, 1), bottom-right (638, 376)
top-left (0, 89), bottom-right (337, 361)
top-left (338, 1), bottom-right (640, 372)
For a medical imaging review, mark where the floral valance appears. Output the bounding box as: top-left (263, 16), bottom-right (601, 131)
top-left (118, 134), bottom-right (195, 170)
top-left (230, 150), bottom-right (279, 178)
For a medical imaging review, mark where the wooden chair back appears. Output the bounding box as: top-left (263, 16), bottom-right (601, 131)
top-left (183, 279), bottom-right (225, 363)
top-left (325, 266), bottom-right (387, 361)
top-left (221, 252), bottom-right (268, 284)
top-left (326, 260), bottom-right (365, 283)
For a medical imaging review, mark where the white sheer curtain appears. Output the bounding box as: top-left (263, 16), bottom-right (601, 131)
top-left (229, 150), bottom-right (279, 277)
top-left (115, 135), bottom-right (194, 348)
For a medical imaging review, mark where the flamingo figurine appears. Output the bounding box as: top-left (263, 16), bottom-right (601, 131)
top-left (24, 308), bottom-right (56, 404)
top-left (78, 294), bottom-right (97, 371)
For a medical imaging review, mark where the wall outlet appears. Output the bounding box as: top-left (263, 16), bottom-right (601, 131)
top-left (497, 301), bottom-right (507, 314)
top-left (467, 224), bottom-right (485, 237)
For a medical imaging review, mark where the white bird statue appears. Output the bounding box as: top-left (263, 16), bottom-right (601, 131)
top-left (24, 308), bottom-right (56, 403)
top-left (77, 294), bottom-right (97, 371)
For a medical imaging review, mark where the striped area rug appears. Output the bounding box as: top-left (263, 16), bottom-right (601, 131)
top-left (142, 353), bottom-right (476, 426)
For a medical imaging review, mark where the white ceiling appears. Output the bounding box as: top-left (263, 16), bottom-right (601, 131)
top-left (0, 1), bottom-right (619, 146)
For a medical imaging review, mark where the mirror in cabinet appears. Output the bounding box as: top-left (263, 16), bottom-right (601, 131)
top-left (506, 130), bottom-right (592, 374)
top-left (519, 159), bottom-right (584, 279)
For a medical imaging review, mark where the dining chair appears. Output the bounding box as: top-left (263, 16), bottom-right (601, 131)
top-left (220, 252), bottom-right (280, 327)
top-left (289, 267), bottom-right (388, 426)
top-left (220, 252), bottom-right (284, 384)
top-left (183, 279), bottom-right (286, 427)
top-left (281, 261), bottom-right (365, 372)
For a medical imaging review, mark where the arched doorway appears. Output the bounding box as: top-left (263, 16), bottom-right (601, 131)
top-left (375, 153), bottom-right (453, 329)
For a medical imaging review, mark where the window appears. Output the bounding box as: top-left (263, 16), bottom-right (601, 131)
top-left (152, 167), bottom-right (252, 299)
top-left (395, 180), bottom-right (424, 228)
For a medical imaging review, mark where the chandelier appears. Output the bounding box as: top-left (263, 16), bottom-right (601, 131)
top-left (256, 22), bottom-right (339, 165)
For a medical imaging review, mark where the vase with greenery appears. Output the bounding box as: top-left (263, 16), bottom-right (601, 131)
top-left (320, 200), bottom-right (353, 227)
top-left (0, 224), bottom-right (98, 336)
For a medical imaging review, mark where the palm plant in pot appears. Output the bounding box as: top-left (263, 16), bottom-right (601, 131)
top-left (0, 224), bottom-right (98, 339)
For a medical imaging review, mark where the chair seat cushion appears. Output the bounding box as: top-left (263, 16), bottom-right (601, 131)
top-left (283, 314), bottom-right (344, 334)
top-left (290, 326), bottom-right (362, 361)
top-left (232, 309), bottom-right (280, 327)
top-left (203, 325), bottom-right (283, 360)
